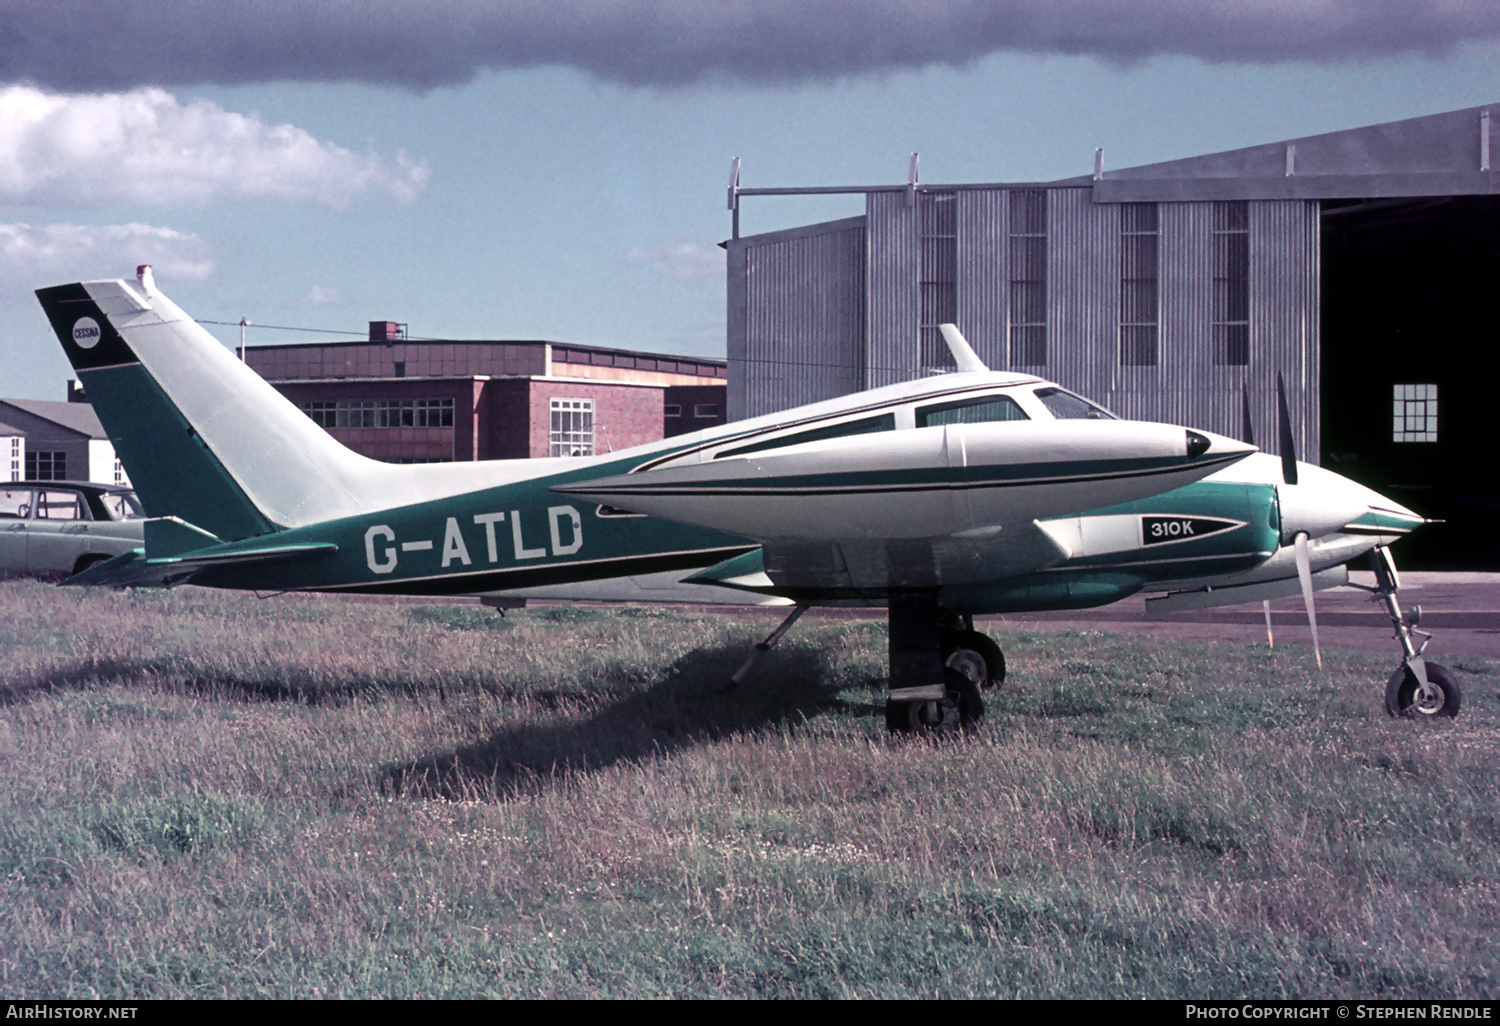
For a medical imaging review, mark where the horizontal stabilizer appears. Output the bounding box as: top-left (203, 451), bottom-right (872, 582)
top-left (145, 517), bottom-right (223, 558)
top-left (1146, 566), bottom-right (1348, 615)
top-left (63, 538), bottom-right (339, 588)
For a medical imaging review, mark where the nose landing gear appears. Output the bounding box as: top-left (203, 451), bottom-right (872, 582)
top-left (1365, 546), bottom-right (1461, 719)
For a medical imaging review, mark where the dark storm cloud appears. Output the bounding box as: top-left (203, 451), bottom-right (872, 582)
top-left (4, 1), bottom-right (1498, 92)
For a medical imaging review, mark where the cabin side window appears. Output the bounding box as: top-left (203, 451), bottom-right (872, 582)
top-left (915, 395), bottom-right (1029, 428)
top-left (714, 413), bottom-right (897, 460)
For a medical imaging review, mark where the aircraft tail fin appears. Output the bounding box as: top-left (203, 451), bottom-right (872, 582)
top-left (36, 268), bottom-right (412, 540)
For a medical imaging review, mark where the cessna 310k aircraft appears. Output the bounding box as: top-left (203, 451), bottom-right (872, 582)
top-left (35, 266), bottom-right (1457, 733)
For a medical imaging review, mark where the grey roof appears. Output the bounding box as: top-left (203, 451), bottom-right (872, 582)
top-left (0, 399), bottom-right (107, 439)
top-left (0, 420), bottom-right (24, 436)
top-left (1091, 102), bottom-right (1500, 203)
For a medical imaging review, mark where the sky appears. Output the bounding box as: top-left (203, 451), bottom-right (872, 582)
top-left (2, 1), bottom-right (1499, 400)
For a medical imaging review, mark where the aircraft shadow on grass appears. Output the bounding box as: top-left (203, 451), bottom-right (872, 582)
top-left (0, 645), bottom-right (863, 799)
top-left (381, 643), bottom-right (861, 800)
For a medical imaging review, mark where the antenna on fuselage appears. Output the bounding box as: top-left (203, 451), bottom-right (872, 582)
top-left (938, 324), bottom-right (988, 373)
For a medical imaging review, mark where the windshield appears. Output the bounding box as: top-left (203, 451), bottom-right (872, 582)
top-left (100, 490), bottom-right (147, 520)
top-left (1033, 386), bottom-right (1116, 420)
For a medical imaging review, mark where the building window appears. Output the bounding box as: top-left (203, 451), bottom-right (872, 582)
top-left (1120, 203), bottom-right (1159, 366)
top-left (298, 398), bottom-right (454, 429)
top-left (918, 191), bottom-right (958, 369)
top-left (1393, 384), bottom-right (1438, 443)
top-left (25, 451), bottom-right (66, 481)
top-left (1009, 190), bottom-right (1047, 366)
top-left (8, 438), bottom-right (20, 482)
top-left (1211, 201), bottom-right (1250, 366)
top-left (693, 404), bottom-right (719, 419)
top-left (664, 404), bottom-right (682, 418)
top-left (549, 399), bottom-right (594, 457)
top-left (113, 458), bottom-right (125, 484)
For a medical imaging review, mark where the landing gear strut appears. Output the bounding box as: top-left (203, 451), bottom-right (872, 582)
top-left (884, 596), bottom-right (996, 734)
top-left (1365, 546), bottom-right (1461, 718)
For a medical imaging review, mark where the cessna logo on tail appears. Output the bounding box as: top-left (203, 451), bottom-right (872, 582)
top-left (1141, 515), bottom-right (1243, 546)
top-left (72, 317), bottom-right (102, 350)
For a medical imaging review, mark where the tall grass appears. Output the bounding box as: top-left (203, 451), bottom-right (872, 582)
top-left (1, 580), bottom-right (1496, 998)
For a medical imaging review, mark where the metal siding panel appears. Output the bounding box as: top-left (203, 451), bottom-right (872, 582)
top-left (956, 189), bottom-right (1009, 369)
top-left (1250, 199), bottom-right (1321, 464)
top-left (726, 237), bottom-right (749, 420)
top-left (866, 192), bottom-right (919, 388)
top-left (1129, 201), bottom-right (1208, 429)
top-left (1047, 189), bottom-right (1117, 402)
top-left (1121, 200), bottom-right (1319, 455)
top-left (732, 222), bottom-right (866, 418)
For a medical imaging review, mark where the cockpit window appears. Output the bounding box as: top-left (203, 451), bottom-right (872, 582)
top-left (1034, 387), bottom-right (1115, 420)
top-left (916, 394), bottom-right (1029, 428)
top-left (715, 413), bottom-right (896, 459)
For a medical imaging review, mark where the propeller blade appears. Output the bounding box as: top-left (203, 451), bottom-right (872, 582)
top-left (1241, 385), bottom-right (1256, 448)
top-left (1276, 373), bottom-right (1298, 486)
top-left (1293, 532), bottom-right (1322, 670)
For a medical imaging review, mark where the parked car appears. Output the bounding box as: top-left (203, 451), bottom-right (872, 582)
top-left (0, 481), bottom-right (146, 581)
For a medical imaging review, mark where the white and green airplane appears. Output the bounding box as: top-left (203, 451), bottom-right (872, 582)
top-left (35, 266), bottom-right (1454, 731)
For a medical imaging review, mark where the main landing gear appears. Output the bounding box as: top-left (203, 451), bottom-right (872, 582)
top-left (884, 595), bottom-right (1001, 735)
top-left (1362, 546), bottom-right (1461, 719)
top-left (725, 594), bottom-right (1005, 735)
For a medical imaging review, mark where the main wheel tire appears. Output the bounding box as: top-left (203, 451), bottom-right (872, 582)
top-left (1384, 662), bottom-right (1462, 719)
top-left (943, 630), bottom-right (1005, 690)
top-left (886, 668), bottom-right (985, 735)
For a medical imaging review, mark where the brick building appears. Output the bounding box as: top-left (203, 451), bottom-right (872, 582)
top-left (243, 327), bottom-right (726, 463)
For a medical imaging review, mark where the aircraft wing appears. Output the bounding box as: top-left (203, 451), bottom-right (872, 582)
top-left (555, 418), bottom-right (1252, 593)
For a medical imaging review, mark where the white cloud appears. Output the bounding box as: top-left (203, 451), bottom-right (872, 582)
top-left (0, 222), bottom-right (213, 282)
top-left (0, 86), bottom-right (429, 209)
top-left (628, 242), bottom-right (725, 280)
top-left (290, 284), bottom-right (346, 309)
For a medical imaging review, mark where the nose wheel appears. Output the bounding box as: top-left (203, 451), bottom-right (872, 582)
top-left (1365, 547), bottom-right (1462, 720)
top-left (1385, 662), bottom-right (1461, 719)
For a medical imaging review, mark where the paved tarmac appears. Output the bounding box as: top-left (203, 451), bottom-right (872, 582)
top-left (979, 572), bottom-right (1500, 661)
top-left (334, 571), bottom-right (1500, 662)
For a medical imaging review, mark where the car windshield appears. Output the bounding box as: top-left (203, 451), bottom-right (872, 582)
top-left (99, 490), bottom-right (146, 520)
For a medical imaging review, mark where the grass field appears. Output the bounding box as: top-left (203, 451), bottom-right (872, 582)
top-left (1, 579), bottom-right (1497, 999)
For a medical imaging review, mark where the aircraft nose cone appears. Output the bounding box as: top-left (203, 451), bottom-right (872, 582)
top-left (1278, 464), bottom-right (1425, 542)
top-left (1186, 428), bottom-right (1256, 462)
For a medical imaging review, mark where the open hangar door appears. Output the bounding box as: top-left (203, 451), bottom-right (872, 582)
top-left (1321, 195), bottom-right (1500, 569)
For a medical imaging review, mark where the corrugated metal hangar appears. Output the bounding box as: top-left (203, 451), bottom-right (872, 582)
top-left (726, 103), bottom-right (1500, 568)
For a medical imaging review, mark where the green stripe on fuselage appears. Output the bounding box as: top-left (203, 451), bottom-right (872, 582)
top-left (187, 450), bottom-right (757, 595)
